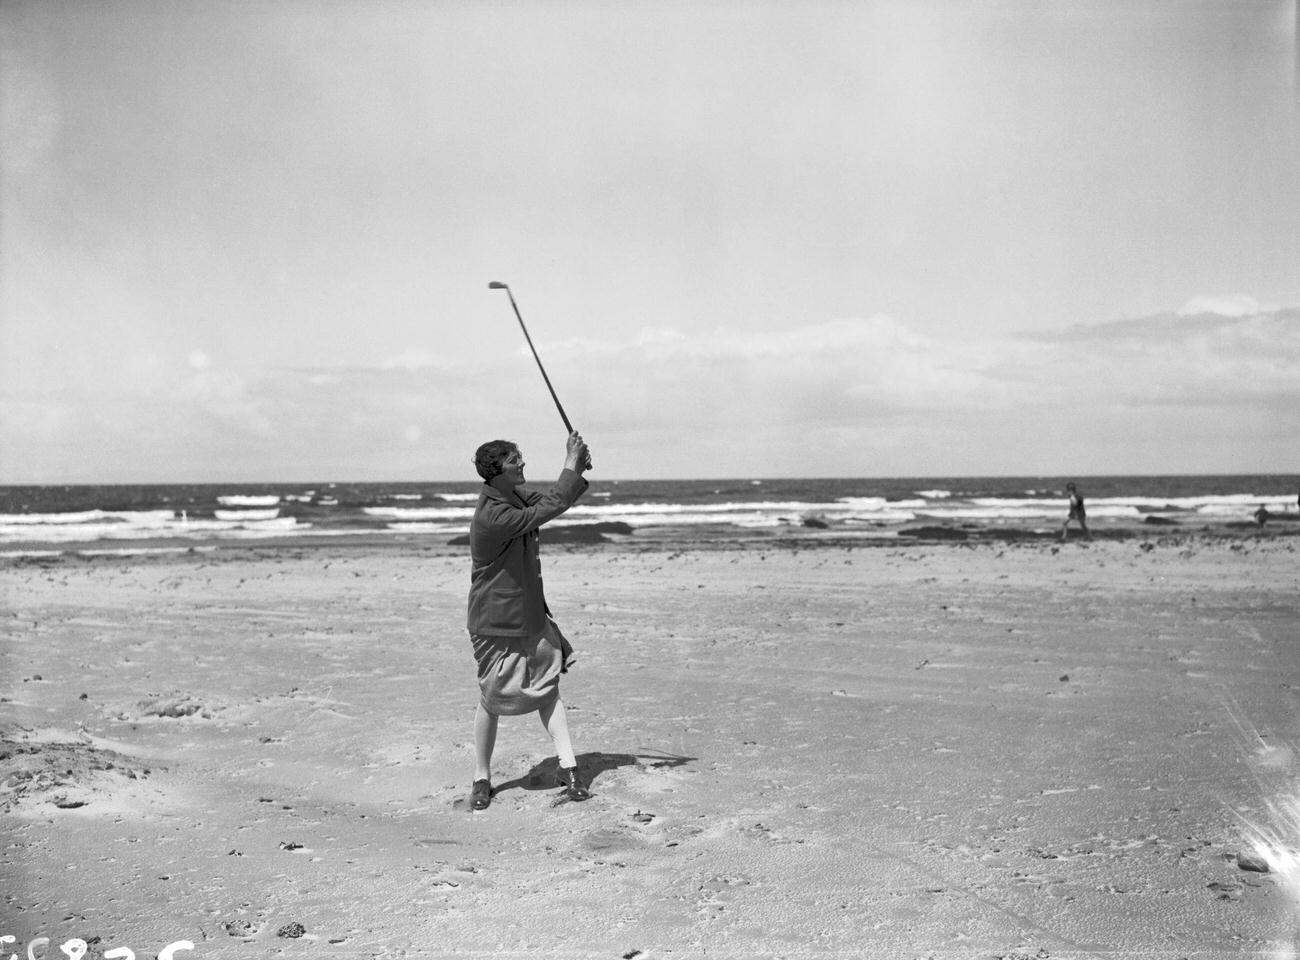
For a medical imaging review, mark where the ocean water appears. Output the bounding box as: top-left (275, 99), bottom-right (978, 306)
top-left (0, 475), bottom-right (1296, 552)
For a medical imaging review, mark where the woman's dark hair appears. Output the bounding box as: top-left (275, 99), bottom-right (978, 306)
top-left (474, 440), bottom-right (517, 481)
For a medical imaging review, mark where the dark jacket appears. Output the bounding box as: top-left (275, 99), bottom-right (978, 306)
top-left (466, 468), bottom-right (588, 638)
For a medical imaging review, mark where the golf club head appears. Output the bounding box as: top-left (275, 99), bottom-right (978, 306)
top-left (488, 281), bottom-right (509, 290)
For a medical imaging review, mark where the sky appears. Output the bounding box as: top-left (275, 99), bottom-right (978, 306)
top-left (1, 0), bottom-right (1297, 483)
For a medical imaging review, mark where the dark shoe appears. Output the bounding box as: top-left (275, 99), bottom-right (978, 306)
top-left (470, 778), bottom-right (492, 810)
top-left (558, 765), bottom-right (590, 802)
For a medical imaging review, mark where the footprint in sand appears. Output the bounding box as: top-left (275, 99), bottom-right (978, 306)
top-left (583, 826), bottom-right (639, 855)
top-left (694, 873), bottom-right (753, 919)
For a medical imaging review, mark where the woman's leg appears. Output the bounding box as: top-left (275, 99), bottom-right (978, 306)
top-left (538, 696), bottom-right (577, 769)
top-left (474, 702), bottom-right (498, 782)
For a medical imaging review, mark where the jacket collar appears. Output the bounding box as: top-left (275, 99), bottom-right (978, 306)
top-left (481, 481), bottom-right (526, 508)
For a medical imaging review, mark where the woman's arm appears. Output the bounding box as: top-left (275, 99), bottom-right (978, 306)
top-left (477, 432), bottom-right (591, 542)
top-left (478, 472), bottom-right (588, 541)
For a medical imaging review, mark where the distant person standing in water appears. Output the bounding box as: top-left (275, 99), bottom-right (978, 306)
top-left (465, 431), bottom-right (592, 811)
top-left (1060, 482), bottom-right (1091, 541)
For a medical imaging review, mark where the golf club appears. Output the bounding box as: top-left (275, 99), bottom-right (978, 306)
top-left (488, 281), bottom-right (591, 468)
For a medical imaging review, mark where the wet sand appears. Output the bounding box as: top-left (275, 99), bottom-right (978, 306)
top-left (3, 534), bottom-right (1299, 958)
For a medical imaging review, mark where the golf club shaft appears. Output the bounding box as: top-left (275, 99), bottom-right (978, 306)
top-left (502, 287), bottom-right (574, 434)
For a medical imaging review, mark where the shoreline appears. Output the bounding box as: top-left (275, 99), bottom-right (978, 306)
top-left (2, 514), bottom-right (1297, 563)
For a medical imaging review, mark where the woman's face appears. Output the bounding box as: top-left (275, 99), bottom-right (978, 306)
top-left (499, 448), bottom-right (525, 486)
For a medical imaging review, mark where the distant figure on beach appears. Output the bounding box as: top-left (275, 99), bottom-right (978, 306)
top-left (1060, 482), bottom-right (1091, 541)
top-left (1253, 505), bottom-right (1270, 528)
top-left (465, 431), bottom-right (592, 811)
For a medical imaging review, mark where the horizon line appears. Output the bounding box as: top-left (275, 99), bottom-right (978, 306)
top-left (2, 470), bottom-right (1297, 488)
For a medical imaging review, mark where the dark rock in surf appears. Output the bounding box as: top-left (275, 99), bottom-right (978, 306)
top-left (898, 526), bottom-right (968, 541)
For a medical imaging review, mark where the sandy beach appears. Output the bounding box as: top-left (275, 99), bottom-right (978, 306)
top-left (4, 532), bottom-right (1299, 958)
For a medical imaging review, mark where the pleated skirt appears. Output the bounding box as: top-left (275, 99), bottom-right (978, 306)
top-left (471, 618), bottom-right (573, 716)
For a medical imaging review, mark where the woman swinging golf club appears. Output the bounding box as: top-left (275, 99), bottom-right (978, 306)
top-left (466, 431), bottom-right (592, 810)
top-left (466, 282), bottom-right (596, 810)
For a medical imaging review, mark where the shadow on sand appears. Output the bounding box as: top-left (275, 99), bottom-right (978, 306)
top-left (455, 750), bottom-right (696, 811)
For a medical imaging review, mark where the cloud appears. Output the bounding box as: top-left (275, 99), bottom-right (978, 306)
top-left (3, 303), bottom-right (1296, 481)
top-left (1005, 308), bottom-right (1299, 406)
top-left (525, 304), bottom-right (1300, 475)
top-left (177, 368), bottom-right (272, 436)
top-left (411, 305), bottom-right (1299, 470)
top-left (381, 348), bottom-right (445, 371)
top-left (1178, 294), bottom-right (1277, 318)
top-left (540, 315), bottom-right (1003, 432)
